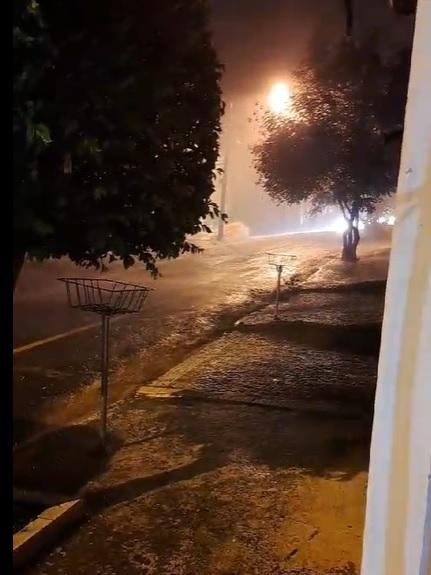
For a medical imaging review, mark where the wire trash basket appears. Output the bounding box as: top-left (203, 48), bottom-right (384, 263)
top-left (58, 278), bottom-right (150, 316)
top-left (58, 277), bottom-right (151, 449)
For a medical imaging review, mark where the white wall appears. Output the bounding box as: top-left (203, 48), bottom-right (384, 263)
top-left (361, 1), bottom-right (431, 574)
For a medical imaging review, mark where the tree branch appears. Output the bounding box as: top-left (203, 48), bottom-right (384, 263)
top-left (337, 198), bottom-right (349, 220)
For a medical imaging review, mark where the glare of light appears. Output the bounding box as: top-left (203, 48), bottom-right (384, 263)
top-left (377, 215), bottom-right (396, 226)
top-left (268, 82), bottom-right (291, 115)
top-left (328, 217), bottom-right (365, 235)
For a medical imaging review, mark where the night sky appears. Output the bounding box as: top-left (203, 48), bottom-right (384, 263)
top-left (209, 0), bottom-right (415, 234)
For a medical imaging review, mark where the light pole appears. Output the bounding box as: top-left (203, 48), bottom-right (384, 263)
top-left (217, 102), bottom-right (235, 242)
top-left (217, 152), bottom-right (228, 241)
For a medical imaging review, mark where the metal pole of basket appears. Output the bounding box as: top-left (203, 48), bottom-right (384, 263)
top-left (100, 313), bottom-right (110, 445)
top-left (267, 253), bottom-right (297, 320)
top-left (59, 277), bottom-right (151, 452)
top-left (274, 264), bottom-right (283, 319)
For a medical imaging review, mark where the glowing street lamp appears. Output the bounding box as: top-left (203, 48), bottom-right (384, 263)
top-left (268, 82), bottom-right (291, 115)
top-left (328, 217), bottom-right (365, 235)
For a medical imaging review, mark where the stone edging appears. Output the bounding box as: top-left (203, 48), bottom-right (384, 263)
top-left (13, 499), bottom-right (84, 570)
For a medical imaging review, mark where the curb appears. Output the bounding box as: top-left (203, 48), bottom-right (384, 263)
top-left (13, 499), bottom-right (84, 570)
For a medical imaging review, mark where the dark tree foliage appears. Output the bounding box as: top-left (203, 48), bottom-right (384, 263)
top-left (13, 0), bottom-right (223, 286)
top-left (343, 0), bottom-right (417, 36)
top-left (253, 37), bottom-right (410, 262)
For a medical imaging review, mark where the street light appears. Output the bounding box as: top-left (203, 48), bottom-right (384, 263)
top-left (268, 82), bottom-right (291, 115)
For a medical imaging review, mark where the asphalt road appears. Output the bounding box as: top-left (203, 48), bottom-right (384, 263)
top-left (13, 231), bottom-right (367, 445)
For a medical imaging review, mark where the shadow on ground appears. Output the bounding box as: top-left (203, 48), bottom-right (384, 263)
top-left (283, 279), bottom-right (387, 296)
top-left (85, 397), bottom-right (371, 512)
top-left (236, 321), bottom-right (382, 357)
top-left (14, 424), bottom-right (121, 496)
top-left (13, 418), bottom-right (53, 447)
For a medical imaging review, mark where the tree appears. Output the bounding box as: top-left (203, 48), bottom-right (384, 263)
top-left (343, 1), bottom-right (417, 37)
top-left (13, 0), bottom-right (223, 288)
top-left (253, 37), bottom-right (409, 261)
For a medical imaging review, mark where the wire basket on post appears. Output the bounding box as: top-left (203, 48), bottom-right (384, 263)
top-left (266, 253), bottom-right (297, 319)
top-left (59, 278), bottom-right (151, 449)
top-left (267, 252), bottom-right (297, 268)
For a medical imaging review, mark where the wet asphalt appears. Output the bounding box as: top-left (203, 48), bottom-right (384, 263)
top-left (13, 232), bottom-right (382, 446)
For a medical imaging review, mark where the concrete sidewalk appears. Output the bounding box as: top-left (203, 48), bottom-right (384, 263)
top-left (17, 252), bottom-right (388, 575)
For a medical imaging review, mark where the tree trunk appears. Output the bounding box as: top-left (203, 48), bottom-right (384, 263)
top-left (341, 221), bottom-right (360, 262)
top-left (14, 250), bottom-right (26, 292)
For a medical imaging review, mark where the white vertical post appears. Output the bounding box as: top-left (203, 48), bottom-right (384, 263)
top-left (361, 1), bottom-right (431, 574)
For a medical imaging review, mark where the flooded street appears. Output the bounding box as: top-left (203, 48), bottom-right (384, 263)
top-left (13, 232), bottom-right (388, 445)
top-left (13, 232), bottom-right (338, 443)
